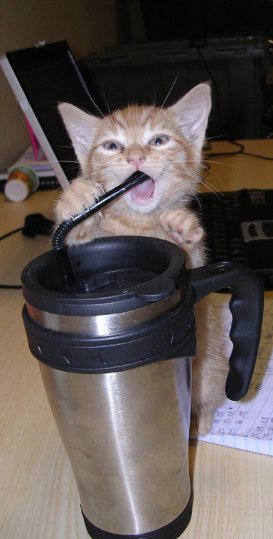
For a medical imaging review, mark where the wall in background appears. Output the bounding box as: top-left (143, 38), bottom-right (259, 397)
top-left (0, 0), bottom-right (118, 169)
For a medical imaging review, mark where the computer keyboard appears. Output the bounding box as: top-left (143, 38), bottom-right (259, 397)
top-left (191, 189), bottom-right (273, 289)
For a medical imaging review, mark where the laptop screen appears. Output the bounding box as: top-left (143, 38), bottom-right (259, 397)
top-left (1, 41), bottom-right (100, 187)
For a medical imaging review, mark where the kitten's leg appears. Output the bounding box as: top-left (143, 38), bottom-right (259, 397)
top-left (191, 298), bottom-right (229, 435)
top-left (159, 209), bottom-right (204, 266)
top-left (55, 177), bottom-right (103, 244)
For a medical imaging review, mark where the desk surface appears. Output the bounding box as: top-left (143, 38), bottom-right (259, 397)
top-left (1, 139), bottom-right (273, 539)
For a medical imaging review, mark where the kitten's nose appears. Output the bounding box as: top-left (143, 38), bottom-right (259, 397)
top-left (126, 146), bottom-right (146, 168)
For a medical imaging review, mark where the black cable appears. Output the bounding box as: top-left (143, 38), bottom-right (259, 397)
top-left (239, 150), bottom-right (273, 161)
top-left (195, 46), bottom-right (271, 160)
top-left (205, 140), bottom-right (273, 160)
top-left (0, 227), bottom-right (23, 241)
top-left (206, 140), bottom-right (245, 158)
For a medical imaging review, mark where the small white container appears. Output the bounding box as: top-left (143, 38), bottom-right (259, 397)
top-left (5, 166), bottom-right (39, 201)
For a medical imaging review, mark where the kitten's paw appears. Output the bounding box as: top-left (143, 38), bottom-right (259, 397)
top-left (55, 177), bottom-right (103, 222)
top-left (55, 177), bottom-right (103, 244)
top-left (160, 209), bottom-right (203, 251)
top-left (190, 411), bottom-right (214, 438)
top-left (193, 411), bottom-right (214, 436)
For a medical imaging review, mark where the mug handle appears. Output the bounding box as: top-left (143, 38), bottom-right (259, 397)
top-left (189, 261), bottom-right (264, 401)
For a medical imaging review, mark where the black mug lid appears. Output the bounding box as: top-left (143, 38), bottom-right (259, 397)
top-left (21, 236), bottom-right (187, 316)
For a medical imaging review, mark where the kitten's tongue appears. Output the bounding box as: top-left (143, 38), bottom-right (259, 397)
top-left (131, 178), bottom-right (155, 199)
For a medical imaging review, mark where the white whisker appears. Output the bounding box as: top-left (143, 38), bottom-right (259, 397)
top-left (204, 159), bottom-right (242, 171)
top-left (160, 74), bottom-right (179, 109)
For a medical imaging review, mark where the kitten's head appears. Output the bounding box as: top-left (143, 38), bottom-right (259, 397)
top-left (59, 83), bottom-right (211, 214)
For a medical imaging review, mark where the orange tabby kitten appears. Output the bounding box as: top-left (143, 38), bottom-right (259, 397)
top-left (55, 83), bottom-right (228, 434)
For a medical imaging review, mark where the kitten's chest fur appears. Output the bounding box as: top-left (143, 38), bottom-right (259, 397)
top-left (94, 207), bottom-right (165, 241)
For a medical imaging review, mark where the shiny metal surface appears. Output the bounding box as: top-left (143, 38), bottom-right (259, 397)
top-left (26, 289), bottom-right (181, 336)
top-left (40, 358), bottom-right (192, 535)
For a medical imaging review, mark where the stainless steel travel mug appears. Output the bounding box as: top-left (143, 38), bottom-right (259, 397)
top-left (22, 236), bottom-right (263, 538)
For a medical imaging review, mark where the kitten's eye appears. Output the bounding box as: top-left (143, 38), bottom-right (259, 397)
top-left (103, 141), bottom-right (124, 151)
top-left (149, 135), bottom-right (170, 146)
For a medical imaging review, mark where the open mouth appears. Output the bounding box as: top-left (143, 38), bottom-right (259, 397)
top-left (130, 177), bottom-right (155, 202)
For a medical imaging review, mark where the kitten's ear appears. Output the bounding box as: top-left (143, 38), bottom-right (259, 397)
top-left (58, 103), bottom-right (100, 170)
top-left (171, 83), bottom-right (211, 150)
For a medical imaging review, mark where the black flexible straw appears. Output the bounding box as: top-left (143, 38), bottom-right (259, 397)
top-left (52, 171), bottom-right (150, 289)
